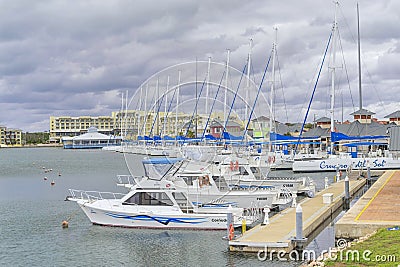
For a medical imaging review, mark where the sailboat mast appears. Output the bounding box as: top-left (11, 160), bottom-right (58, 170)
top-left (138, 86), bottom-right (142, 138)
top-left (176, 70), bottom-right (181, 137)
top-left (163, 76), bottom-right (169, 136)
top-left (224, 49), bottom-right (230, 123)
top-left (206, 57), bottom-right (211, 115)
top-left (357, 2), bottom-right (362, 110)
top-left (120, 92), bottom-right (124, 138)
top-left (270, 29), bottom-right (277, 136)
top-left (245, 39), bottom-right (252, 126)
top-left (330, 2), bottom-right (339, 155)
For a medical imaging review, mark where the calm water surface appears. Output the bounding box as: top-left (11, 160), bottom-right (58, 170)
top-left (0, 148), bottom-right (342, 266)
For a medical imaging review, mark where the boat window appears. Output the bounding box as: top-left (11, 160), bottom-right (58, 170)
top-left (123, 192), bottom-right (173, 206)
top-left (238, 166), bottom-right (249, 175)
top-left (172, 192), bottom-right (189, 207)
top-left (182, 176), bottom-right (195, 186)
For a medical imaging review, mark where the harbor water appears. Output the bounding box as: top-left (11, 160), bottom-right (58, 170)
top-left (0, 148), bottom-right (349, 266)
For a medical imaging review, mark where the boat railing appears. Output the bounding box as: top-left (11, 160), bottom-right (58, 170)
top-left (68, 189), bottom-right (125, 202)
top-left (116, 175), bottom-right (144, 187)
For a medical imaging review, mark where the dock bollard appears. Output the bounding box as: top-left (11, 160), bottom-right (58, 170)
top-left (261, 207), bottom-right (270, 226)
top-left (291, 192), bottom-right (297, 208)
top-left (324, 177), bottom-right (329, 189)
top-left (242, 218), bottom-right (246, 234)
top-left (336, 166), bottom-right (341, 182)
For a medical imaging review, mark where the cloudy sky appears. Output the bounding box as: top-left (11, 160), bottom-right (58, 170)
top-left (0, 0), bottom-right (399, 132)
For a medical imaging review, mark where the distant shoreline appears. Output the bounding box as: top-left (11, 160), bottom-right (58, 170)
top-left (1, 144), bottom-right (63, 148)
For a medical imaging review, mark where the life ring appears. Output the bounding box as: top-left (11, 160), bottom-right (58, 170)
top-left (228, 224), bottom-right (234, 240)
top-left (198, 177), bottom-right (203, 187)
top-left (268, 156), bottom-right (272, 163)
top-left (271, 156), bottom-right (275, 163)
top-left (230, 161), bottom-right (234, 171)
top-left (235, 160), bottom-right (239, 171)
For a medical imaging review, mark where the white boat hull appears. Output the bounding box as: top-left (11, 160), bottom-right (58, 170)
top-left (74, 199), bottom-right (240, 230)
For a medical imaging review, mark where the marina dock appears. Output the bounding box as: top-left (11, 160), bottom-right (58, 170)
top-left (228, 176), bottom-right (366, 253)
top-left (336, 170), bottom-right (400, 239)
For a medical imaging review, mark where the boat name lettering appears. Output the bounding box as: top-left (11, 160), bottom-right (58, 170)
top-left (257, 197), bottom-right (268, 200)
top-left (282, 184), bottom-right (293, 187)
top-left (353, 159), bottom-right (386, 169)
top-left (319, 161), bottom-right (348, 170)
top-left (211, 218), bottom-right (227, 222)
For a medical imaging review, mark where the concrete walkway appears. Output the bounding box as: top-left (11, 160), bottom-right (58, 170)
top-left (336, 170), bottom-right (400, 239)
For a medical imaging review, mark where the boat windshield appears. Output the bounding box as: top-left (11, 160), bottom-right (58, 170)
top-left (123, 191), bottom-right (174, 206)
top-left (142, 158), bottom-right (183, 180)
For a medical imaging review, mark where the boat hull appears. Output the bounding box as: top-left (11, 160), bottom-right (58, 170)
top-left (75, 200), bottom-right (236, 230)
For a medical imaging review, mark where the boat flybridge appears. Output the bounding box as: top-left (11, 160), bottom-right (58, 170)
top-left (205, 155), bottom-right (316, 198)
top-left (119, 157), bottom-right (289, 211)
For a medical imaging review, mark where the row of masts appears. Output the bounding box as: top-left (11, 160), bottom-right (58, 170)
top-left (117, 36), bottom-right (279, 140)
top-left (118, 2), bottom-right (363, 142)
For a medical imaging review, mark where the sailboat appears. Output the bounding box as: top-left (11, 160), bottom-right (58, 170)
top-left (292, 3), bottom-right (400, 172)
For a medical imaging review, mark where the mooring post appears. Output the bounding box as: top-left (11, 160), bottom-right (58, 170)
top-left (334, 166), bottom-right (340, 182)
top-left (261, 207), bottom-right (270, 226)
top-left (367, 161), bottom-right (371, 182)
top-left (344, 176), bottom-right (350, 210)
top-left (291, 192), bottom-right (297, 207)
top-left (324, 177), bottom-right (329, 189)
top-left (290, 204), bottom-right (307, 250)
top-left (295, 204), bottom-right (303, 240)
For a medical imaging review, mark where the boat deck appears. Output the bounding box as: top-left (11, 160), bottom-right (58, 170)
top-left (228, 177), bottom-right (366, 253)
top-left (336, 170), bottom-right (400, 239)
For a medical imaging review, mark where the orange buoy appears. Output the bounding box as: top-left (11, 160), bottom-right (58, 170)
top-left (50, 180), bottom-right (55, 186)
top-left (62, 220), bottom-right (69, 228)
top-left (228, 224), bottom-right (234, 240)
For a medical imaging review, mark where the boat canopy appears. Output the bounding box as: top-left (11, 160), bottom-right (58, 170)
top-left (331, 132), bottom-right (388, 142)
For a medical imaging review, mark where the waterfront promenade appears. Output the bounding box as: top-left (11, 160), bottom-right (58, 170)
top-left (336, 170), bottom-right (400, 239)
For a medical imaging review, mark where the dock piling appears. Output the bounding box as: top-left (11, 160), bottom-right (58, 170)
top-left (295, 204), bottom-right (303, 240)
top-left (324, 177), bottom-right (329, 189)
top-left (344, 176), bottom-right (350, 209)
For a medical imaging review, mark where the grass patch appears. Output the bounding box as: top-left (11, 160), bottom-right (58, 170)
top-left (325, 227), bottom-right (400, 266)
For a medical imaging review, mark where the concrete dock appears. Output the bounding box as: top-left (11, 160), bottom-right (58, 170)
top-left (336, 170), bottom-right (400, 239)
top-left (229, 177), bottom-right (366, 253)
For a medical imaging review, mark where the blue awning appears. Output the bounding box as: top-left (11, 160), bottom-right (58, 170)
top-left (142, 158), bottom-right (184, 164)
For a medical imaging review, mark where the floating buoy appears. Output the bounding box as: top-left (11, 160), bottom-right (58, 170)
top-left (58, 172), bottom-right (62, 176)
top-left (51, 180), bottom-right (55, 186)
top-left (44, 177), bottom-right (48, 181)
top-left (62, 220), bottom-right (69, 228)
